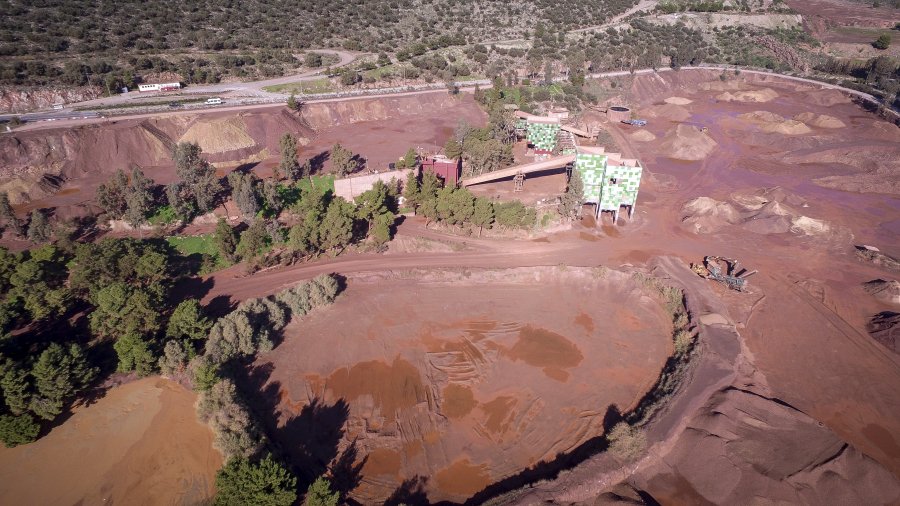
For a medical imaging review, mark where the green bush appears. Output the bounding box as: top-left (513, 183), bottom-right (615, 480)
top-left (215, 454), bottom-right (297, 506)
top-left (147, 205), bottom-right (178, 226)
top-left (304, 476), bottom-right (339, 506)
top-left (873, 34), bottom-right (891, 50)
top-left (0, 414), bottom-right (40, 447)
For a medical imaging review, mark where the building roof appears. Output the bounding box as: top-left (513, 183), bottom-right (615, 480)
top-left (333, 169), bottom-right (413, 200)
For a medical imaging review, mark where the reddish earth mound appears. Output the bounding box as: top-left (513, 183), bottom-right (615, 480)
top-left (657, 124), bottom-right (717, 161)
top-left (864, 279), bottom-right (900, 306)
top-left (867, 312), bottom-right (900, 355)
top-left (253, 267), bottom-right (673, 503)
top-left (631, 388), bottom-right (900, 504)
top-left (0, 378), bottom-right (220, 505)
top-left (681, 188), bottom-right (836, 238)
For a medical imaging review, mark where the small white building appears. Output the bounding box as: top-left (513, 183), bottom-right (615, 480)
top-left (137, 82), bottom-right (181, 92)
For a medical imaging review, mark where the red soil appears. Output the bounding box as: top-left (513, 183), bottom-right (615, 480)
top-left (0, 378), bottom-right (221, 505)
top-left (253, 268), bottom-right (672, 503)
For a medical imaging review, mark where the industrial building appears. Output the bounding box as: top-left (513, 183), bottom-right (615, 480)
top-left (420, 155), bottom-right (461, 186)
top-left (574, 146), bottom-right (642, 221)
top-left (470, 111), bottom-right (643, 222)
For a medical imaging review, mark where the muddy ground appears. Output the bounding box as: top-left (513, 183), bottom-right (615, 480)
top-left (0, 378), bottom-right (221, 505)
top-left (247, 267), bottom-right (672, 503)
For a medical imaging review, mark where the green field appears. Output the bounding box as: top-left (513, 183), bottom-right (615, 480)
top-left (296, 174), bottom-right (335, 193)
top-left (167, 234), bottom-right (230, 274)
top-left (263, 78), bottom-right (335, 94)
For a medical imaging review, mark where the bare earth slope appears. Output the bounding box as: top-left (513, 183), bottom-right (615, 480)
top-left (0, 378), bottom-right (221, 505)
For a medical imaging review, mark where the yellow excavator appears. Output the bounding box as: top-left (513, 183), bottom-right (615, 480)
top-left (691, 256), bottom-right (757, 292)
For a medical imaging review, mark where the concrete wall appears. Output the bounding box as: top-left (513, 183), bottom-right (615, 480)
top-left (334, 169), bottom-right (413, 201)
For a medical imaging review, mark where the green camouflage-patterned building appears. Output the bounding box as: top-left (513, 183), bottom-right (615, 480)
top-left (574, 146), bottom-right (642, 221)
top-left (526, 119), bottom-right (561, 153)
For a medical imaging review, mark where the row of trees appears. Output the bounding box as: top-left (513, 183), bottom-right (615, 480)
top-left (403, 172), bottom-right (537, 234)
top-left (186, 274), bottom-right (343, 505)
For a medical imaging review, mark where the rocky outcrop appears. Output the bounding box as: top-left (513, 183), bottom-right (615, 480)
top-left (0, 86), bottom-right (103, 113)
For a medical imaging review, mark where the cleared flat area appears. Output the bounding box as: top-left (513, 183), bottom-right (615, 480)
top-left (0, 378), bottom-right (221, 505)
top-left (252, 267), bottom-right (672, 503)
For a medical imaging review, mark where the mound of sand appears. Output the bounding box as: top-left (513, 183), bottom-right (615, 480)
top-left (717, 88), bottom-right (779, 103)
top-left (644, 103), bottom-right (691, 122)
top-left (864, 279), bottom-right (900, 305)
top-left (682, 188), bottom-right (832, 236)
top-left (681, 197), bottom-right (742, 233)
top-left (630, 130), bottom-right (657, 142)
top-left (790, 215), bottom-right (831, 235)
top-left (664, 96), bottom-right (693, 105)
top-left (804, 88), bottom-right (851, 107)
top-left (867, 312), bottom-right (900, 354)
top-left (0, 378), bottom-right (220, 505)
top-left (794, 112), bottom-right (846, 129)
top-left (856, 246), bottom-right (900, 272)
top-left (739, 111), bottom-right (812, 135)
top-left (698, 80), bottom-right (746, 92)
top-left (179, 116), bottom-right (257, 154)
top-left (658, 124), bottom-right (717, 161)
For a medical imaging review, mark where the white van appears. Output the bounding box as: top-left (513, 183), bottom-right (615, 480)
top-left (52, 103), bottom-right (64, 110)
top-left (205, 97), bottom-right (223, 105)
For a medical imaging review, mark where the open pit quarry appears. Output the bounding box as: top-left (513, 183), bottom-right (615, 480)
top-left (1, 68), bottom-right (899, 505)
top-left (248, 267), bottom-right (674, 503)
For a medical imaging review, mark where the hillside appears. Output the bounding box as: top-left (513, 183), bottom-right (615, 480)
top-left (0, 0), bottom-right (637, 86)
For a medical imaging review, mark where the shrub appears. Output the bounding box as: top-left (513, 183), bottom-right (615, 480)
top-left (304, 476), bottom-right (340, 506)
top-left (114, 332), bottom-right (157, 376)
top-left (0, 413), bottom-right (40, 447)
top-left (215, 454), bottom-right (297, 506)
top-left (607, 422), bottom-right (646, 462)
top-left (159, 340), bottom-right (189, 376)
top-left (197, 379), bottom-right (263, 459)
top-left (190, 355), bottom-right (221, 391)
top-left (873, 34), bottom-right (891, 50)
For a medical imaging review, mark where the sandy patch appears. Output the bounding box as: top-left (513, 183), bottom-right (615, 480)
top-left (644, 103), bottom-right (691, 122)
top-left (179, 116), bottom-right (256, 153)
top-left (739, 111), bottom-right (812, 135)
top-left (630, 129), bottom-right (657, 142)
top-left (794, 112), bottom-right (846, 129)
top-left (664, 96), bottom-right (693, 105)
top-left (0, 378), bottom-right (220, 505)
top-left (658, 124), bottom-right (717, 160)
top-left (717, 88), bottom-right (779, 103)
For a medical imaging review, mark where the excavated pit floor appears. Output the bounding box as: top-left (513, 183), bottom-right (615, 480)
top-left (252, 267), bottom-right (673, 503)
